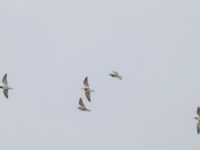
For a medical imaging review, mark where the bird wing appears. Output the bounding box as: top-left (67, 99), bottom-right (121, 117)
top-left (79, 98), bottom-right (85, 107)
top-left (112, 71), bottom-right (119, 76)
top-left (197, 107), bottom-right (200, 116)
top-left (197, 121), bottom-right (200, 134)
top-left (118, 76), bottom-right (123, 80)
top-left (85, 91), bottom-right (91, 102)
top-left (83, 77), bottom-right (89, 87)
top-left (2, 73), bottom-right (8, 85)
top-left (3, 89), bottom-right (8, 99)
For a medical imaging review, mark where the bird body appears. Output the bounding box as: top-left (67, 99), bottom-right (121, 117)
top-left (81, 77), bottom-right (94, 102)
top-left (81, 87), bottom-right (95, 93)
top-left (78, 107), bottom-right (91, 112)
top-left (109, 71), bottom-right (122, 80)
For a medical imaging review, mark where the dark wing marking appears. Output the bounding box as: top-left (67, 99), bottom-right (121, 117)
top-left (3, 89), bottom-right (8, 99)
top-left (79, 98), bottom-right (85, 107)
top-left (197, 107), bottom-right (200, 116)
top-left (2, 73), bottom-right (8, 85)
top-left (197, 121), bottom-right (200, 134)
top-left (83, 77), bottom-right (89, 87)
top-left (85, 91), bottom-right (91, 102)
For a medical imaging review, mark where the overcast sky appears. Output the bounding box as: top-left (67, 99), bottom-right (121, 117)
top-left (0, 0), bottom-right (200, 149)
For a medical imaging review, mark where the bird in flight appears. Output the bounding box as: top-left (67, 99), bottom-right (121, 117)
top-left (0, 73), bottom-right (13, 99)
top-left (109, 71), bottom-right (122, 80)
top-left (194, 106), bottom-right (200, 134)
top-left (81, 76), bottom-right (95, 102)
top-left (78, 98), bottom-right (91, 112)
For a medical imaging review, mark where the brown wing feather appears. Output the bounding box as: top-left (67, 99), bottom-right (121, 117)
top-left (197, 107), bottom-right (200, 116)
top-left (83, 77), bottom-right (89, 87)
top-left (85, 91), bottom-right (91, 102)
top-left (79, 98), bottom-right (85, 107)
top-left (3, 89), bottom-right (8, 99)
top-left (2, 73), bottom-right (8, 85)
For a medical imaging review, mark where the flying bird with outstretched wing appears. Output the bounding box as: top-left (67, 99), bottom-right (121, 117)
top-left (109, 71), bottom-right (122, 80)
top-left (194, 107), bottom-right (200, 134)
top-left (78, 98), bottom-right (91, 112)
top-left (0, 73), bottom-right (13, 99)
top-left (81, 76), bottom-right (95, 102)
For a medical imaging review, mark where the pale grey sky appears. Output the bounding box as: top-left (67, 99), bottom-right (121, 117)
top-left (0, 0), bottom-right (200, 149)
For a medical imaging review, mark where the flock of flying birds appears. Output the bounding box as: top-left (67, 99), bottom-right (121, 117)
top-left (0, 71), bottom-right (122, 112)
top-left (1, 72), bottom-right (200, 134)
top-left (78, 71), bottom-right (122, 111)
